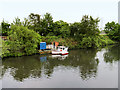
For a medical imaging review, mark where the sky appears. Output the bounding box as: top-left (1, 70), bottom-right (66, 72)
top-left (0, 0), bottom-right (119, 29)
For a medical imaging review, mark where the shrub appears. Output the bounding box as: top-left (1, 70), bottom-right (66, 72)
top-left (2, 25), bottom-right (42, 57)
top-left (79, 35), bottom-right (115, 48)
top-left (0, 38), bottom-right (10, 58)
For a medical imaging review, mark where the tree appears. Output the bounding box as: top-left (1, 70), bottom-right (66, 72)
top-left (70, 22), bottom-right (82, 40)
top-left (80, 15), bottom-right (100, 36)
top-left (1, 20), bottom-right (10, 36)
top-left (53, 20), bottom-right (70, 37)
top-left (69, 15), bottom-right (115, 48)
top-left (104, 21), bottom-right (120, 41)
top-left (28, 13), bottom-right (42, 34)
top-left (41, 13), bottom-right (54, 36)
top-left (70, 15), bottom-right (100, 41)
top-left (27, 13), bottom-right (54, 36)
top-left (7, 25), bottom-right (41, 56)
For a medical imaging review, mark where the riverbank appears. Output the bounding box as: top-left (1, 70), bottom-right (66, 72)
top-left (1, 34), bottom-right (116, 58)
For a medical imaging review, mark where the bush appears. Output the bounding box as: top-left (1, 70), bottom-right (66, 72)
top-left (79, 35), bottom-right (115, 48)
top-left (2, 25), bottom-right (42, 57)
top-left (0, 38), bottom-right (10, 58)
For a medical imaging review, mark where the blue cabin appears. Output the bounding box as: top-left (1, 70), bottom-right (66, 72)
top-left (40, 42), bottom-right (46, 50)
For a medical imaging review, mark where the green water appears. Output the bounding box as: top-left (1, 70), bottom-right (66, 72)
top-left (1, 45), bottom-right (120, 88)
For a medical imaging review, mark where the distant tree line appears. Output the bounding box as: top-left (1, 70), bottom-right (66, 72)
top-left (1, 12), bottom-right (119, 58)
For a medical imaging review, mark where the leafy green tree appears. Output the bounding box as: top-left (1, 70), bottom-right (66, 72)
top-left (1, 20), bottom-right (10, 36)
top-left (80, 15), bottom-right (100, 36)
top-left (70, 22), bottom-right (82, 40)
top-left (53, 20), bottom-right (70, 37)
top-left (41, 13), bottom-right (54, 36)
top-left (28, 13), bottom-right (42, 34)
top-left (69, 15), bottom-right (114, 48)
top-left (27, 13), bottom-right (54, 36)
top-left (104, 21), bottom-right (120, 41)
top-left (7, 25), bottom-right (41, 57)
top-left (70, 15), bottom-right (100, 41)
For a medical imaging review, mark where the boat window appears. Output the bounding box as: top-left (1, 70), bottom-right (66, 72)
top-left (63, 48), bottom-right (65, 50)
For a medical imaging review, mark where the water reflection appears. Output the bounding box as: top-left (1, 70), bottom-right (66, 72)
top-left (1, 45), bottom-right (119, 82)
top-left (40, 56), bottom-right (47, 62)
top-left (103, 45), bottom-right (120, 63)
top-left (2, 56), bottom-right (42, 81)
top-left (50, 55), bottom-right (68, 60)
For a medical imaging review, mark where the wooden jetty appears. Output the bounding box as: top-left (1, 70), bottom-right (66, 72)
top-left (39, 50), bottom-right (52, 55)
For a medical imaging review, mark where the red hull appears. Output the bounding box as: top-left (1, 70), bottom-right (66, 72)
top-left (52, 53), bottom-right (68, 55)
top-left (61, 53), bottom-right (69, 55)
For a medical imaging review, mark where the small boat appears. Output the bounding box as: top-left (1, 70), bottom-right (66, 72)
top-left (52, 46), bottom-right (69, 55)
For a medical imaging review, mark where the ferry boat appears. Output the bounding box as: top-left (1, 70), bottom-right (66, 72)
top-left (52, 46), bottom-right (69, 55)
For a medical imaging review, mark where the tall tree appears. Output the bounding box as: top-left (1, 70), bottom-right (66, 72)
top-left (70, 22), bottom-right (81, 39)
top-left (53, 20), bottom-right (70, 37)
top-left (80, 15), bottom-right (100, 36)
top-left (41, 13), bottom-right (54, 36)
top-left (70, 15), bottom-right (100, 41)
top-left (28, 13), bottom-right (42, 34)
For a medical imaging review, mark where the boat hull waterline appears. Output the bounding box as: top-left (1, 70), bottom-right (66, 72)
top-left (52, 51), bottom-right (69, 55)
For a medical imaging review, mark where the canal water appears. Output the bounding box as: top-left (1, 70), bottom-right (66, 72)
top-left (1, 45), bottom-right (119, 88)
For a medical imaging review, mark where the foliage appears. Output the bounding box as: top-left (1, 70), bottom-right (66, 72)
top-left (1, 21), bottom-right (10, 36)
top-left (70, 15), bottom-right (100, 41)
top-left (28, 13), bottom-right (42, 34)
top-left (69, 15), bottom-right (113, 48)
top-left (80, 15), bottom-right (100, 36)
top-left (70, 22), bottom-right (81, 40)
top-left (25, 13), bottom-right (54, 36)
top-left (104, 21), bottom-right (120, 41)
top-left (0, 38), bottom-right (10, 58)
top-left (42, 36), bottom-right (78, 49)
top-left (53, 20), bottom-right (70, 38)
top-left (41, 13), bottom-right (54, 36)
top-left (5, 25), bottom-right (41, 57)
top-left (79, 35), bottom-right (114, 48)
top-left (42, 36), bottom-right (59, 44)
top-left (12, 17), bottom-right (22, 26)
top-left (1, 13), bottom-right (118, 58)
